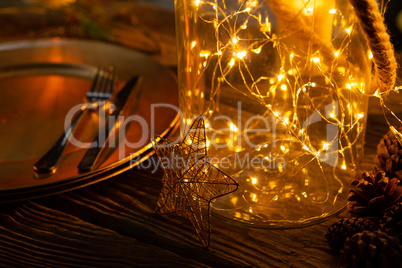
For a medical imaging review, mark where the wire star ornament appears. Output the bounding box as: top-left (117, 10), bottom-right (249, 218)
top-left (153, 115), bottom-right (239, 247)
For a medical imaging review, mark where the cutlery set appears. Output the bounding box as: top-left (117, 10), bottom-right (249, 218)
top-left (0, 38), bottom-right (178, 202)
top-left (34, 67), bottom-right (139, 175)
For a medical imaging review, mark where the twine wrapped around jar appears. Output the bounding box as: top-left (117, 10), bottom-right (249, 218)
top-left (349, 0), bottom-right (397, 94)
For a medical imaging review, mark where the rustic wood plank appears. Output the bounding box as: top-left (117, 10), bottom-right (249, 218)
top-left (0, 202), bottom-right (206, 267)
top-left (29, 162), bottom-right (341, 268)
top-left (34, 170), bottom-right (250, 268)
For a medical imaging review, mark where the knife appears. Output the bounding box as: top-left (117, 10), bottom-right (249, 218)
top-left (77, 75), bottom-right (140, 172)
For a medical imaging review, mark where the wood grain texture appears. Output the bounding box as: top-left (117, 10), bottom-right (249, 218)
top-left (0, 202), bottom-right (206, 267)
top-left (30, 165), bottom-right (341, 268)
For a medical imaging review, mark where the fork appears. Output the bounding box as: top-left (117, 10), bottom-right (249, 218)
top-left (34, 66), bottom-right (115, 173)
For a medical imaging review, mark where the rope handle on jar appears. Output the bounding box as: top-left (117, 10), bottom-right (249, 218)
top-left (349, 0), bottom-right (397, 95)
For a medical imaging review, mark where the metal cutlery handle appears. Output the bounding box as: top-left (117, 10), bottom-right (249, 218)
top-left (77, 75), bottom-right (140, 173)
top-left (77, 125), bottom-right (109, 173)
top-left (34, 109), bottom-right (84, 173)
top-left (76, 146), bottom-right (102, 173)
top-left (33, 67), bottom-right (115, 174)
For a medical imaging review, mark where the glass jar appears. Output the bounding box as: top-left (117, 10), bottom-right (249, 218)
top-left (175, 0), bottom-right (370, 227)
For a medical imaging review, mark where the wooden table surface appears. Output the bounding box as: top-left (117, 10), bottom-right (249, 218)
top-left (0, 2), bottom-right (401, 267)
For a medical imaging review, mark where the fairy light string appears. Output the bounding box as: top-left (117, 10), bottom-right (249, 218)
top-left (180, 0), bottom-right (398, 217)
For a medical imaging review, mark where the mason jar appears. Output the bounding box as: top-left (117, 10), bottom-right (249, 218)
top-left (175, 0), bottom-right (370, 227)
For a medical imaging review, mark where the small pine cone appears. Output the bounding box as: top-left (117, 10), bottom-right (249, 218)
top-left (347, 171), bottom-right (402, 217)
top-left (340, 231), bottom-right (402, 268)
top-left (326, 217), bottom-right (380, 253)
top-left (381, 202), bottom-right (402, 241)
top-left (375, 127), bottom-right (402, 183)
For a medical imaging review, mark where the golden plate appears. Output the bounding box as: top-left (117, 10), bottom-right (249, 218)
top-left (0, 38), bottom-right (178, 202)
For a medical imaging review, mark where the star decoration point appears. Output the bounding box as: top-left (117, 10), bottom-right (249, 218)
top-left (153, 115), bottom-right (239, 247)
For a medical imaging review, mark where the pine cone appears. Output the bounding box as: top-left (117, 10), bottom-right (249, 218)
top-left (340, 231), bottom-right (402, 268)
top-left (375, 127), bottom-right (402, 183)
top-left (347, 171), bottom-right (402, 217)
top-left (381, 202), bottom-right (402, 241)
top-left (326, 217), bottom-right (380, 253)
